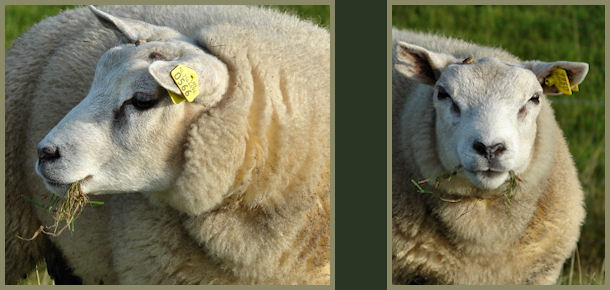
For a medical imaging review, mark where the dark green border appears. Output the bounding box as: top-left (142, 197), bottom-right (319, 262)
top-left (335, 0), bottom-right (387, 289)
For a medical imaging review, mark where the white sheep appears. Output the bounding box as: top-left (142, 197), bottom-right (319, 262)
top-left (392, 28), bottom-right (587, 285)
top-left (6, 6), bottom-right (329, 285)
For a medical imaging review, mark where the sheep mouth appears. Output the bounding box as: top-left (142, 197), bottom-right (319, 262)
top-left (471, 169), bottom-right (506, 178)
top-left (42, 175), bottom-right (92, 196)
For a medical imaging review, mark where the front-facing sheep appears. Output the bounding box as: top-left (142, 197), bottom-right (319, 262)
top-left (392, 28), bottom-right (587, 284)
top-left (6, 6), bottom-right (329, 284)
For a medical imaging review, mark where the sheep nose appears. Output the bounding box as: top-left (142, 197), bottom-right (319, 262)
top-left (472, 141), bottom-right (506, 160)
top-left (38, 145), bottom-right (60, 162)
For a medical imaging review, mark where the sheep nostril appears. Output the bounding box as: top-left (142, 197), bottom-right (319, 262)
top-left (490, 143), bottom-right (506, 156)
top-left (472, 141), bottom-right (506, 159)
top-left (38, 145), bottom-right (60, 161)
top-left (472, 141), bottom-right (488, 156)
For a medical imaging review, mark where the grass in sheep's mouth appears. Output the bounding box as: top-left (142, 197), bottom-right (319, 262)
top-left (410, 167), bottom-right (522, 212)
top-left (18, 179), bottom-right (104, 240)
top-left (410, 166), bottom-right (463, 202)
top-left (502, 170), bottom-right (522, 213)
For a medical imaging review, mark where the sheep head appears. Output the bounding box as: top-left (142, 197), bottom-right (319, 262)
top-left (35, 7), bottom-right (229, 202)
top-left (395, 41), bottom-right (588, 190)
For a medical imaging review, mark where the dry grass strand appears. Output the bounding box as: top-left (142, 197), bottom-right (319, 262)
top-left (18, 179), bottom-right (99, 240)
top-left (411, 168), bottom-right (522, 211)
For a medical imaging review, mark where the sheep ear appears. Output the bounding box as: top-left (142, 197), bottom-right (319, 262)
top-left (522, 60), bottom-right (589, 95)
top-left (89, 5), bottom-right (156, 43)
top-left (394, 41), bottom-right (457, 85)
top-left (149, 54), bottom-right (229, 107)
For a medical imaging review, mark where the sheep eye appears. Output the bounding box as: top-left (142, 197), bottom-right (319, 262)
top-left (131, 92), bottom-right (158, 111)
top-left (437, 87), bottom-right (451, 100)
top-left (149, 52), bottom-right (166, 60)
top-left (529, 93), bottom-right (540, 105)
top-left (436, 87), bottom-right (460, 115)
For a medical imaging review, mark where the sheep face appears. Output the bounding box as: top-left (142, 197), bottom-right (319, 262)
top-left (433, 58), bottom-right (542, 190)
top-left (35, 8), bottom-right (229, 196)
top-left (395, 41), bottom-right (588, 190)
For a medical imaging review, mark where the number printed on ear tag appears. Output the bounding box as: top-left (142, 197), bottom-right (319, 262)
top-left (170, 65), bottom-right (199, 102)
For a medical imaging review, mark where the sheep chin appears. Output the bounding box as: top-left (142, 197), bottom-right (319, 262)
top-left (463, 169), bottom-right (509, 190)
top-left (42, 180), bottom-right (71, 197)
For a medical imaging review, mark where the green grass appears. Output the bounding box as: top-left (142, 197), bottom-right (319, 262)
top-left (17, 263), bottom-right (53, 285)
top-left (394, 5), bottom-right (605, 285)
top-left (5, 5), bottom-right (76, 49)
top-left (271, 5), bottom-right (330, 28)
top-left (6, 5), bottom-right (328, 285)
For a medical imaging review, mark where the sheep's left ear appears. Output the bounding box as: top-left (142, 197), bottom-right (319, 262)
top-left (89, 5), bottom-right (185, 44)
top-left (522, 60), bottom-right (589, 95)
top-left (394, 41), bottom-right (457, 86)
top-left (148, 53), bottom-right (229, 107)
top-left (89, 6), bottom-right (150, 43)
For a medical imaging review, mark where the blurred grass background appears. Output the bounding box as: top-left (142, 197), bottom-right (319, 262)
top-left (5, 5), bottom-right (329, 285)
top-left (5, 5), bottom-right (76, 49)
top-left (393, 5), bottom-right (605, 285)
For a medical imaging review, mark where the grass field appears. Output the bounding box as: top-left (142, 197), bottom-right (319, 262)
top-left (5, 5), bottom-right (329, 285)
top-left (393, 5), bottom-right (605, 285)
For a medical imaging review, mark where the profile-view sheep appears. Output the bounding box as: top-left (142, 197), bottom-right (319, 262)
top-left (392, 28), bottom-right (587, 285)
top-left (6, 6), bottom-right (329, 285)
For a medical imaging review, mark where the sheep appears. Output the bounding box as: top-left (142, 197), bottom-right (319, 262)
top-left (392, 28), bottom-right (587, 285)
top-left (5, 5), bottom-right (329, 285)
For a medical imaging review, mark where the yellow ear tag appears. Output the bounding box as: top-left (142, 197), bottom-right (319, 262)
top-left (544, 68), bottom-right (574, 95)
top-left (168, 91), bottom-right (185, 104)
top-left (169, 64), bottom-right (200, 104)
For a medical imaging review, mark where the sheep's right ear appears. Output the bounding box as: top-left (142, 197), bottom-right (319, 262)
top-left (89, 6), bottom-right (160, 43)
top-left (394, 41), bottom-right (456, 85)
top-left (148, 53), bottom-right (229, 107)
top-left (522, 60), bottom-right (589, 95)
